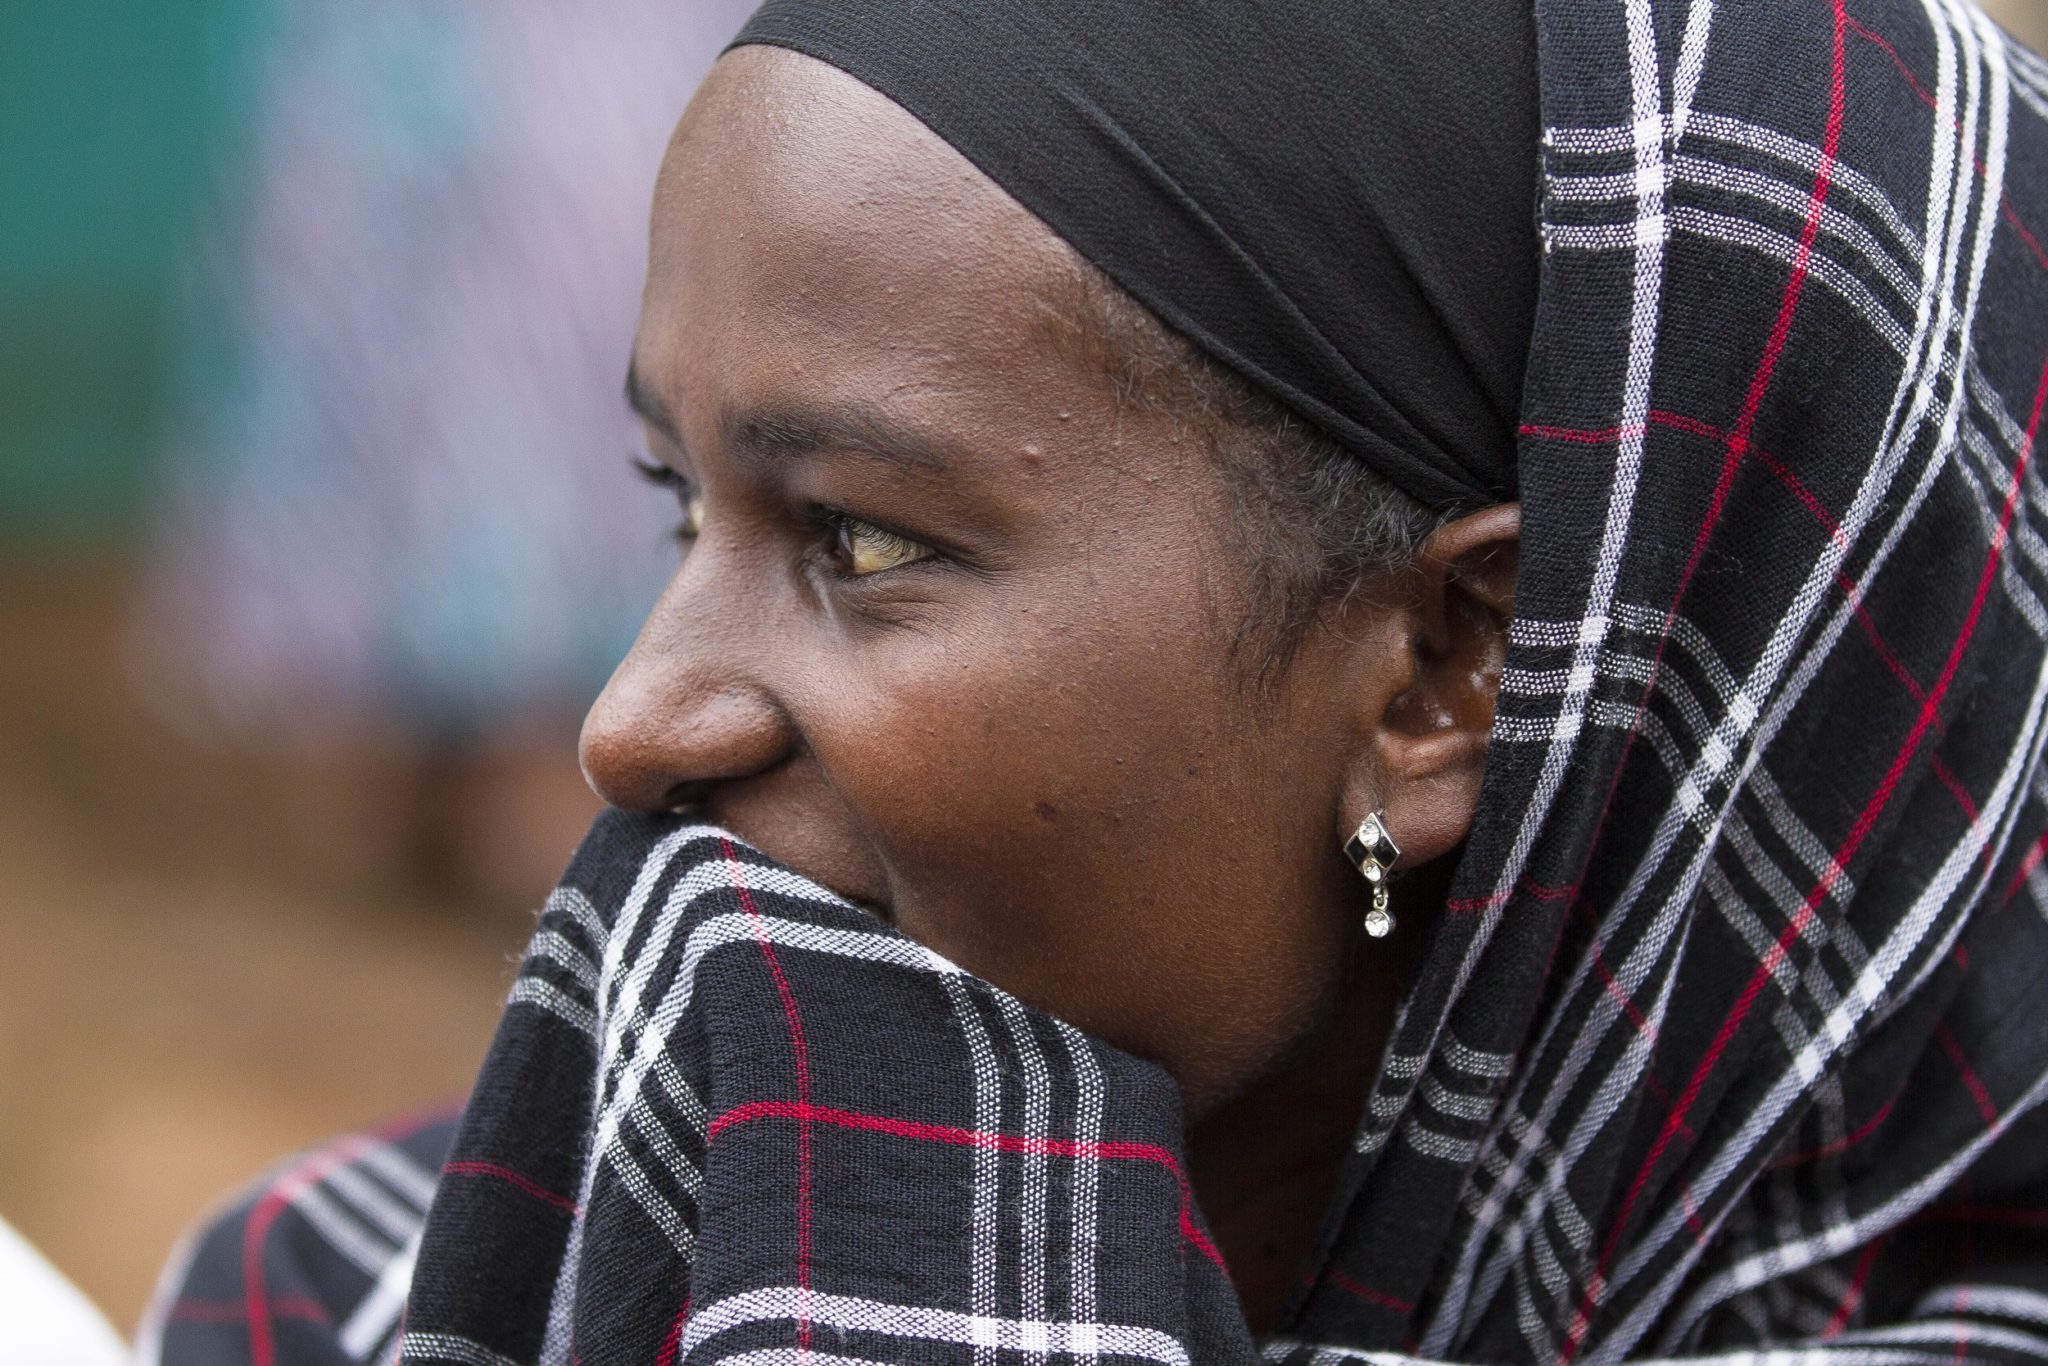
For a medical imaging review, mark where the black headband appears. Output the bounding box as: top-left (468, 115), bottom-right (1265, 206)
top-left (731, 0), bottom-right (1542, 511)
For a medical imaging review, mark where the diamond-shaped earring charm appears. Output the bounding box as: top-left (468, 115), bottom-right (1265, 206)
top-left (1343, 812), bottom-right (1400, 879)
top-left (1344, 812), bottom-right (1401, 938)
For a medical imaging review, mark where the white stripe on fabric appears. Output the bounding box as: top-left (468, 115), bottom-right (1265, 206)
top-left (1401, 1122), bottom-right (1481, 1165)
top-left (291, 1181), bottom-right (401, 1276)
top-left (939, 967), bottom-right (1006, 1366)
top-left (1407, 0), bottom-right (1680, 1234)
top-left (1911, 1284), bottom-right (2048, 1326)
top-left (354, 1139), bottom-right (439, 1211)
top-left (401, 1331), bottom-right (527, 1366)
top-left (1821, 1317), bottom-right (2048, 1358)
top-left (1487, 4), bottom-right (2011, 1348)
top-left (525, 929), bottom-right (598, 991)
top-left (714, 1352), bottom-right (897, 1366)
top-left (325, 1156), bottom-right (428, 1246)
top-left (541, 823), bottom-right (701, 1366)
top-left (508, 978), bottom-right (595, 1036)
top-left (1549, 153), bottom-right (1920, 297)
top-left (994, 990), bottom-right (1056, 1361)
top-left (1611, 13), bottom-right (2021, 1349)
top-left (607, 1102), bottom-right (698, 1256)
top-left (1545, 209), bottom-right (1914, 355)
top-left (1550, 110), bottom-right (1934, 264)
top-left (1419, 1073), bottom-right (1497, 1125)
top-left (1441, 1037), bottom-right (1517, 1079)
top-left (339, 1228), bottom-right (419, 1362)
top-left (1054, 1017), bottom-right (1104, 1365)
top-left (677, 1286), bottom-right (1191, 1366)
top-left (543, 884), bottom-right (606, 948)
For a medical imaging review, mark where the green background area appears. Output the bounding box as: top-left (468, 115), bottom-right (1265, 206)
top-left (0, 0), bottom-right (256, 546)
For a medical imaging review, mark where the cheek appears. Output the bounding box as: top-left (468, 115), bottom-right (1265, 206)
top-left (794, 581), bottom-right (1352, 1105)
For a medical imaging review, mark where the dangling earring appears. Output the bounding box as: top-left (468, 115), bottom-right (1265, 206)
top-left (1343, 811), bottom-right (1402, 938)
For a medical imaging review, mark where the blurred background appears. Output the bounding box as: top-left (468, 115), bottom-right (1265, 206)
top-left (3, 0), bottom-right (2046, 1340)
top-left (0, 0), bottom-right (755, 1335)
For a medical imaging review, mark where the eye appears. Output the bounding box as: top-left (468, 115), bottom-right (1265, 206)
top-left (634, 457), bottom-right (705, 541)
top-left (831, 515), bottom-right (935, 576)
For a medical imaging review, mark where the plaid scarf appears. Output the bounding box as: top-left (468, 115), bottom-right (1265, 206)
top-left (148, 0), bottom-right (2048, 1362)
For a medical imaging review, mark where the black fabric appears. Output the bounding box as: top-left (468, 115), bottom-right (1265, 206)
top-left (148, 2), bottom-right (2048, 1364)
top-left (733, 0), bottom-right (1542, 512)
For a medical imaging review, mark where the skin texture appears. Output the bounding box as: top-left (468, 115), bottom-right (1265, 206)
top-left (582, 45), bottom-right (1521, 1331)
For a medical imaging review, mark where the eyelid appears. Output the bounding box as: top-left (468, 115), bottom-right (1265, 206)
top-left (633, 455), bottom-right (685, 489)
top-left (633, 453), bottom-right (953, 580)
top-left (830, 513), bottom-right (937, 577)
top-left (635, 456), bottom-right (705, 540)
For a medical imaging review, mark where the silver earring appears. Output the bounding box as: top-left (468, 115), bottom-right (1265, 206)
top-left (1343, 811), bottom-right (1401, 938)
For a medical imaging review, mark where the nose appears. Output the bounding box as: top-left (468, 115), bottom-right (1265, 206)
top-left (578, 589), bottom-right (795, 812)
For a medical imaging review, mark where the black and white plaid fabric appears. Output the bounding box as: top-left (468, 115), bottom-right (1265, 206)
top-left (146, 0), bottom-right (2048, 1362)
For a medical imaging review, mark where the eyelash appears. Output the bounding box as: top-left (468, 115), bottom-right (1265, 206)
top-left (634, 457), bottom-right (701, 541)
top-left (632, 456), bottom-right (936, 579)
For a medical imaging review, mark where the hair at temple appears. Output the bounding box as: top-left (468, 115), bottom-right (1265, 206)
top-left (1048, 255), bottom-right (1442, 680)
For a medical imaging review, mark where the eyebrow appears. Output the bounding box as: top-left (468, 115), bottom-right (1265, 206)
top-left (722, 400), bottom-right (951, 472)
top-left (627, 359), bottom-right (956, 473)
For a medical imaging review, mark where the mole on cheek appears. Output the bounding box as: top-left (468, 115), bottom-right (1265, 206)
top-left (1033, 800), bottom-right (1059, 822)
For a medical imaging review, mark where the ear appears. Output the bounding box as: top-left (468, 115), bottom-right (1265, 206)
top-left (1336, 504), bottom-right (1519, 871)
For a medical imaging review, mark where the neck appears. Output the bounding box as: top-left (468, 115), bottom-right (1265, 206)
top-left (1184, 980), bottom-right (1374, 1333)
top-left (1184, 868), bottom-right (1443, 1334)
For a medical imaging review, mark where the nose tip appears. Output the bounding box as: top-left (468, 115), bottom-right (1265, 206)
top-left (579, 662), bottom-right (792, 813)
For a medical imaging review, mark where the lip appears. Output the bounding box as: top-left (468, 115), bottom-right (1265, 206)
top-left (666, 804), bottom-right (893, 925)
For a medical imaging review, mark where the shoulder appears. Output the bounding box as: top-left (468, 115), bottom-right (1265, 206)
top-left (139, 1107), bottom-right (462, 1366)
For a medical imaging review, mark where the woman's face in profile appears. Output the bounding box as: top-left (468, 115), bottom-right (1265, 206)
top-left (582, 46), bottom-right (1500, 1117)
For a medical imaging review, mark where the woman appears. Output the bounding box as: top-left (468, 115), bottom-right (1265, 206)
top-left (147, 0), bottom-right (2048, 1362)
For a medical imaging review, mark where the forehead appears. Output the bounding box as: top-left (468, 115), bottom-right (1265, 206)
top-left (637, 46), bottom-right (1083, 415)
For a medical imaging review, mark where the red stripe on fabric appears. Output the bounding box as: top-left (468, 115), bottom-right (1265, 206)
top-left (1677, 1180), bottom-right (1707, 1241)
top-left (1585, 340), bottom-right (2041, 1352)
top-left (2001, 828), bottom-right (2048, 902)
top-left (1765, 1093), bottom-right (1899, 1168)
top-left (707, 1099), bottom-right (1231, 1276)
top-left (1445, 877), bottom-right (1579, 914)
top-left (441, 1160), bottom-right (578, 1215)
top-left (710, 1098), bottom-right (1186, 1162)
top-left (1523, 413), bottom-right (1845, 544)
top-left (1593, 342), bottom-right (2045, 1358)
top-left (1527, 411), bottom-right (1963, 755)
top-left (170, 1297), bottom-right (330, 1325)
top-left (1325, 1266), bottom-right (1414, 1315)
top-left (1846, 17), bottom-right (1935, 105)
top-left (1931, 756), bottom-right (1978, 822)
top-left (724, 837), bottom-right (816, 1354)
top-left (654, 1298), bottom-right (691, 1366)
top-left (1933, 1022), bottom-right (2000, 1124)
top-left (1558, 9), bottom-right (1853, 1360)
top-left (239, 1103), bottom-right (457, 1366)
top-left (1821, 1236), bottom-right (1887, 1337)
top-left (1590, 940), bottom-right (1656, 1039)
top-left (1519, 422), bottom-right (1647, 445)
top-left (1846, 17), bottom-right (2048, 276)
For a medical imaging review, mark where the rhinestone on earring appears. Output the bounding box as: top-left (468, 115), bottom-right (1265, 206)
top-left (1343, 812), bottom-right (1402, 938)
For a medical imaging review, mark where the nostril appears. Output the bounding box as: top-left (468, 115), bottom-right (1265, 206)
top-left (659, 778), bottom-right (718, 814)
